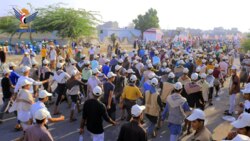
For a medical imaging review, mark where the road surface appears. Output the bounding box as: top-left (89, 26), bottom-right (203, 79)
top-left (0, 57), bottom-right (243, 141)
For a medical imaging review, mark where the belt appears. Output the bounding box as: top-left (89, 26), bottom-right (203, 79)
top-left (58, 83), bottom-right (66, 85)
top-left (125, 98), bottom-right (136, 102)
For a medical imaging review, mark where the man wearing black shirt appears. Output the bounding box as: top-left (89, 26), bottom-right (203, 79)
top-left (79, 86), bottom-right (116, 141)
top-left (0, 69), bottom-right (14, 123)
top-left (104, 72), bottom-right (116, 121)
top-left (117, 104), bottom-right (147, 141)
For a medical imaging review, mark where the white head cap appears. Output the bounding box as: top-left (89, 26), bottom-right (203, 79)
top-left (208, 69), bottom-right (213, 74)
top-left (31, 60), bottom-right (38, 65)
top-left (162, 62), bottom-right (167, 67)
top-left (34, 109), bottom-right (49, 120)
top-left (9, 62), bottom-right (17, 67)
top-left (84, 60), bottom-right (90, 65)
top-left (93, 86), bottom-right (102, 96)
top-left (80, 54), bottom-right (86, 59)
top-left (71, 70), bottom-right (78, 76)
top-left (214, 64), bottom-right (219, 68)
top-left (166, 68), bottom-right (171, 73)
top-left (200, 73), bottom-right (207, 79)
top-left (146, 59), bottom-right (151, 64)
top-left (191, 73), bottom-right (199, 80)
top-left (92, 68), bottom-right (100, 74)
top-left (231, 113), bottom-right (250, 128)
top-left (135, 56), bottom-right (141, 60)
top-left (168, 72), bottom-right (175, 78)
top-left (127, 69), bottom-right (135, 74)
top-left (179, 60), bottom-right (185, 65)
top-left (133, 60), bottom-right (138, 64)
top-left (154, 50), bottom-right (159, 55)
top-left (232, 134), bottom-right (250, 141)
top-left (3, 69), bottom-right (12, 75)
top-left (187, 109), bottom-right (205, 121)
top-left (196, 67), bottom-right (201, 72)
top-left (39, 90), bottom-right (52, 98)
top-left (209, 59), bottom-right (213, 62)
top-left (70, 58), bottom-right (77, 64)
top-left (57, 63), bottom-right (64, 69)
top-left (21, 79), bottom-right (32, 87)
top-left (118, 59), bottom-right (123, 63)
top-left (148, 72), bottom-right (156, 79)
top-left (131, 104), bottom-right (145, 117)
top-left (105, 59), bottom-right (110, 63)
top-left (94, 55), bottom-right (99, 59)
top-left (115, 65), bottom-right (122, 71)
top-left (130, 75), bottom-right (137, 82)
top-left (174, 82), bottom-right (183, 90)
top-left (150, 78), bottom-right (158, 86)
top-left (165, 54), bottom-right (169, 59)
top-left (22, 66), bottom-right (31, 73)
top-left (43, 59), bottom-right (50, 65)
top-left (202, 59), bottom-right (206, 63)
top-left (231, 65), bottom-right (237, 70)
top-left (183, 68), bottom-right (189, 74)
top-left (148, 63), bottom-right (153, 68)
top-left (107, 72), bottom-right (117, 78)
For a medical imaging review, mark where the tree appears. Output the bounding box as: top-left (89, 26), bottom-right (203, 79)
top-left (133, 8), bottom-right (160, 37)
top-left (242, 34), bottom-right (250, 52)
top-left (110, 33), bottom-right (117, 48)
top-left (33, 4), bottom-right (100, 41)
top-left (0, 16), bottom-right (19, 44)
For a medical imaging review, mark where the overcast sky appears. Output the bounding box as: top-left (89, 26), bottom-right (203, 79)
top-left (0, 0), bottom-right (249, 32)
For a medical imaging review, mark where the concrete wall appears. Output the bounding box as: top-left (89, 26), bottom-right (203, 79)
top-left (99, 28), bottom-right (141, 43)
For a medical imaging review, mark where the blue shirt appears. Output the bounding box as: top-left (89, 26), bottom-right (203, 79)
top-left (150, 51), bottom-right (155, 58)
top-left (9, 71), bottom-right (20, 85)
top-left (143, 81), bottom-right (151, 93)
top-left (152, 56), bottom-right (160, 65)
top-left (184, 62), bottom-right (191, 69)
top-left (91, 60), bottom-right (99, 70)
top-left (149, 86), bottom-right (157, 94)
top-left (139, 49), bottom-right (145, 57)
top-left (110, 58), bottom-right (118, 66)
top-left (102, 65), bottom-right (110, 76)
top-left (103, 82), bottom-right (115, 104)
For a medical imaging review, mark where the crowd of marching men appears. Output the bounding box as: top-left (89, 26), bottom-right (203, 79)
top-left (1, 39), bottom-right (250, 141)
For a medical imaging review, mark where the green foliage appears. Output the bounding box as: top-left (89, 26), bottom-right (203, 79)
top-left (110, 33), bottom-right (117, 47)
top-left (242, 35), bottom-right (250, 51)
top-left (133, 8), bottom-right (160, 33)
top-left (0, 16), bottom-right (20, 43)
top-left (0, 16), bottom-right (19, 34)
top-left (33, 4), bottom-right (100, 40)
